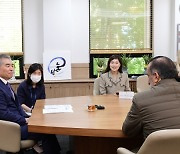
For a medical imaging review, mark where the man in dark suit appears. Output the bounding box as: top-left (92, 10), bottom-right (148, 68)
top-left (0, 54), bottom-right (61, 154)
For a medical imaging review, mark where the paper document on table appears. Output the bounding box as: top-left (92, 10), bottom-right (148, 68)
top-left (119, 91), bottom-right (134, 99)
top-left (43, 105), bottom-right (73, 114)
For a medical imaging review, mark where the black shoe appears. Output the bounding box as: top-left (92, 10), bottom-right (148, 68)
top-left (66, 150), bottom-right (74, 154)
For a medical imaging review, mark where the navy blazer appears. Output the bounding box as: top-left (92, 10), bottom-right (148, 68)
top-left (0, 80), bottom-right (29, 139)
top-left (17, 80), bottom-right (46, 108)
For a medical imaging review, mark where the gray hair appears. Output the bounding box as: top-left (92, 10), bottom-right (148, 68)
top-left (149, 56), bottom-right (178, 79)
top-left (0, 54), bottom-right (11, 66)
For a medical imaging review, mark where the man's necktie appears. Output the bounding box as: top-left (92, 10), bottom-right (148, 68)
top-left (6, 82), bottom-right (15, 100)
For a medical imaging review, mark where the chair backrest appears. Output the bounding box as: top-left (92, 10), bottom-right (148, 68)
top-left (117, 129), bottom-right (180, 154)
top-left (176, 62), bottom-right (180, 76)
top-left (0, 120), bottom-right (35, 153)
top-left (0, 120), bottom-right (21, 152)
top-left (93, 77), bottom-right (100, 95)
top-left (136, 75), bottom-right (150, 92)
top-left (138, 129), bottom-right (180, 154)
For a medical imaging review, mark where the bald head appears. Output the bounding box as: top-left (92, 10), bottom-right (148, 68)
top-left (148, 56), bottom-right (178, 79)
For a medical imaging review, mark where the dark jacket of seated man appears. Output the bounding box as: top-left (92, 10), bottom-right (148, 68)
top-left (122, 56), bottom-right (180, 139)
top-left (0, 79), bottom-right (29, 139)
top-left (0, 54), bottom-right (61, 154)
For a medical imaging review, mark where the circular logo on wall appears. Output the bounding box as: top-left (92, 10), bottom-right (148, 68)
top-left (48, 57), bottom-right (66, 76)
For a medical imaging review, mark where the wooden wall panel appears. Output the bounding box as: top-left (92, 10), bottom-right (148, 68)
top-left (12, 63), bottom-right (137, 97)
top-left (45, 82), bottom-right (92, 98)
top-left (71, 63), bottom-right (89, 79)
top-left (11, 79), bottom-right (136, 98)
top-left (24, 63), bottom-right (89, 79)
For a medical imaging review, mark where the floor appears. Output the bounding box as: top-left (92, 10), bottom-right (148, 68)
top-left (0, 135), bottom-right (72, 154)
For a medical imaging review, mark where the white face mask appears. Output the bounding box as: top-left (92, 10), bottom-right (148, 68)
top-left (30, 74), bottom-right (41, 83)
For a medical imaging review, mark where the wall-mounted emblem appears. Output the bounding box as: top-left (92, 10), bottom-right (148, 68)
top-left (43, 51), bottom-right (71, 80)
top-left (48, 57), bottom-right (66, 76)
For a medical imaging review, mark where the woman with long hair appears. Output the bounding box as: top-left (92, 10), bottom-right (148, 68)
top-left (99, 55), bottom-right (130, 95)
top-left (17, 63), bottom-right (45, 113)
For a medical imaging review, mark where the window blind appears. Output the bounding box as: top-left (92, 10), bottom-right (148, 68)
top-left (0, 0), bottom-right (23, 54)
top-left (90, 0), bottom-right (152, 53)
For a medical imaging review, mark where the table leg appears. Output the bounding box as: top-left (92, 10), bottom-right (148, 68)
top-left (73, 136), bottom-right (143, 154)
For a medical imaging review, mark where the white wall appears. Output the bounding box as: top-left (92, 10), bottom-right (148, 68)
top-left (153, 0), bottom-right (172, 58)
top-left (23, 0), bottom-right (43, 63)
top-left (172, 0), bottom-right (180, 60)
top-left (43, 0), bottom-right (89, 63)
top-left (153, 0), bottom-right (180, 61)
top-left (43, 0), bottom-right (72, 55)
top-left (23, 0), bottom-right (89, 64)
top-left (71, 0), bottom-right (89, 63)
top-left (23, 0), bottom-right (179, 64)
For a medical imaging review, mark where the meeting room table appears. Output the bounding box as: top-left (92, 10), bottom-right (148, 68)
top-left (28, 95), bottom-right (143, 154)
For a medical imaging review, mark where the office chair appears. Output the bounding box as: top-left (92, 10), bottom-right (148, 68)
top-left (136, 75), bottom-right (150, 93)
top-left (0, 120), bottom-right (35, 153)
top-left (93, 77), bottom-right (101, 95)
top-left (117, 129), bottom-right (180, 154)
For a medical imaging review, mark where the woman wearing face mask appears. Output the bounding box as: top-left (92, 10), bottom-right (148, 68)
top-left (17, 63), bottom-right (45, 113)
top-left (99, 55), bottom-right (131, 95)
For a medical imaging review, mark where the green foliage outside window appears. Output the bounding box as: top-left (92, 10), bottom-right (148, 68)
top-left (127, 57), bottom-right (145, 74)
top-left (12, 60), bottom-right (20, 77)
top-left (90, 0), bottom-right (151, 50)
top-left (93, 58), bottom-right (109, 76)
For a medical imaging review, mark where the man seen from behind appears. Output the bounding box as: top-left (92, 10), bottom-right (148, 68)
top-left (122, 56), bottom-right (180, 139)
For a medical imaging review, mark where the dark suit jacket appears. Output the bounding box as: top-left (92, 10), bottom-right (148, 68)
top-left (0, 80), bottom-right (29, 139)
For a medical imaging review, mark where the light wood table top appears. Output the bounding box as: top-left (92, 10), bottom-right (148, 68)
top-left (28, 95), bottom-right (132, 138)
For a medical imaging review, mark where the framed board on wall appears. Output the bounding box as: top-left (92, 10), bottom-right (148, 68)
top-left (177, 24), bottom-right (180, 51)
top-left (177, 24), bottom-right (180, 64)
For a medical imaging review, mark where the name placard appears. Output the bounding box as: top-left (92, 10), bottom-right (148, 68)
top-left (119, 91), bottom-right (134, 99)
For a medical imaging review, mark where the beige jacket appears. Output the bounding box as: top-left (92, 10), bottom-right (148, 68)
top-left (122, 79), bottom-right (180, 139)
top-left (99, 71), bottom-right (130, 95)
